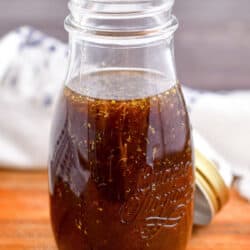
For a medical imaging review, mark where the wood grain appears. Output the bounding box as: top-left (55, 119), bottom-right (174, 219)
top-left (0, 170), bottom-right (249, 250)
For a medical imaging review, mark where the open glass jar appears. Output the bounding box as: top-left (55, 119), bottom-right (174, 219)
top-left (48, 1), bottom-right (194, 250)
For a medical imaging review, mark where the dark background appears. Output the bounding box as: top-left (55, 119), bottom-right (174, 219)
top-left (0, 0), bottom-right (249, 90)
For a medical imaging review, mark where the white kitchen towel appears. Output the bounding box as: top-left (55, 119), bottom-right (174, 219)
top-left (0, 27), bottom-right (249, 199)
top-left (0, 27), bottom-right (67, 168)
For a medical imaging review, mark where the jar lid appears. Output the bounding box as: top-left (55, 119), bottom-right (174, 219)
top-left (194, 150), bottom-right (230, 225)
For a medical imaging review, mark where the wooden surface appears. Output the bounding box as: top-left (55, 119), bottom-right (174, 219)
top-left (0, 0), bottom-right (250, 90)
top-left (0, 170), bottom-right (249, 250)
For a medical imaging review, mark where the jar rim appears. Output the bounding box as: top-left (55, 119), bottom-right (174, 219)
top-left (65, 0), bottom-right (178, 44)
top-left (69, 0), bottom-right (175, 16)
top-left (65, 15), bottom-right (178, 45)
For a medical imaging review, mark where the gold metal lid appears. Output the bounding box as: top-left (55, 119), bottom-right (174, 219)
top-left (194, 150), bottom-right (230, 225)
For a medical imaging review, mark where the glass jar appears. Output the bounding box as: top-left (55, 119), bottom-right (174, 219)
top-left (48, 1), bottom-right (194, 250)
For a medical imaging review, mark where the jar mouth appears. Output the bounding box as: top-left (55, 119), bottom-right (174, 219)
top-left (69, 0), bottom-right (175, 15)
top-left (65, 0), bottom-right (178, 44)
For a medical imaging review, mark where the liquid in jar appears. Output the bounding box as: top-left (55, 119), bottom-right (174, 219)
top-left (49, 69), bottom-right (194, 250)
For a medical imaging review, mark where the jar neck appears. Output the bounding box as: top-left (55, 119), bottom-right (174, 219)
top-left (65, 36), bottom-right (177, 87)
top-left (64, 0), bottom-right (178, 85)
top-left (65, 0), bottom-right (178, 45)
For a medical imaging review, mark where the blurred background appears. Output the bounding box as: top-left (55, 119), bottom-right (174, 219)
top-left (0, 2), bottom-right (250, 248)
top-left (0, 0), bottom-right (249, 90)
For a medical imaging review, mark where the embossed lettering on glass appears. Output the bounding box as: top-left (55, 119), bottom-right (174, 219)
top-left (48, 1), bottom-right (195, 250)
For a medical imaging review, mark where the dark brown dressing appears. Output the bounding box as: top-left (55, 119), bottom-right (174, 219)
top-left (49, 70), bottom-right (194, 250)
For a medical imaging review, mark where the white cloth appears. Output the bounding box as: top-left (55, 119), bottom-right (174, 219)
top-left (184, 88), bottom-right (250, 200)
top-left (0, 27), bottom-right (67, 169)
top-left (0, 27), bottom-right (249, 200)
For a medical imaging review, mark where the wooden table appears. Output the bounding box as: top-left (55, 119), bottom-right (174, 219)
top-left (0, 170), bottom-right (249, 250)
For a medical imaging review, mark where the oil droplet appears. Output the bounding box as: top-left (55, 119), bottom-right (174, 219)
top-left (126, 135), bottom-right (132, 143)
top-left (104, 111), bottom-right (109, 118)
top-left (56, 187), bottom-right (62, 197)
top-left (75, 219), bottom-right (82, 230)
top-left (149, 125), bottom-right (156, 134)
top-left (91, 141), bottom-right (95, 151)
top-left (131, 100), bottom-right (137, 106)
top-left (120, 157), bottom-right (128, 163)
top-left (137, 146), bottom-right (142, 152)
